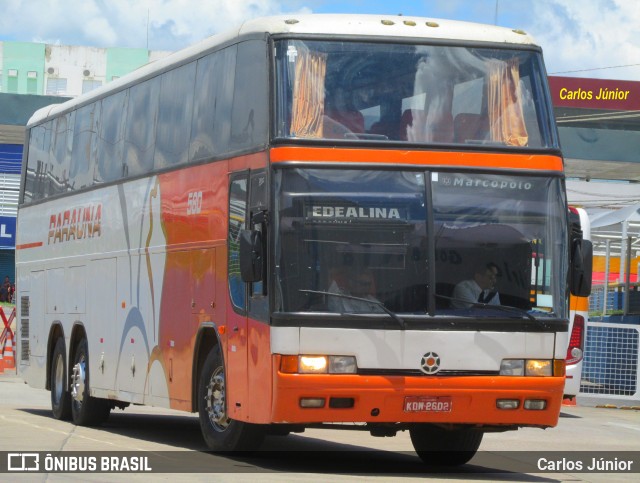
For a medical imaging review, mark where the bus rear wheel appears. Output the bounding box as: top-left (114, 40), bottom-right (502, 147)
top-left (70, 337), bottom-right (110, 426)
top-left (198, 348), bottom-right (265, 452)
top-left (409, 425), bottom-right (483, 467)
top-left (50, 337), bottom-right (72, 420)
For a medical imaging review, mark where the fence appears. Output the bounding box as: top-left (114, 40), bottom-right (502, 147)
top-left (580, 318), bottom-right (639, 401)
top-left (589, 283), bottom-right (640, 315)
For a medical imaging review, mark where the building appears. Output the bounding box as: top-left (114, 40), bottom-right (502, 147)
top-left (549, 76), bottom-right (640, 285)
top-left (0, 41), bottom-right (170, 97)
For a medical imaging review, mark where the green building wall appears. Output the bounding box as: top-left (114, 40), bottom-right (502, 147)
top-left (106, 48), bottom-right (150, 82)
top-left (2, 42), bottom-right (45, 95)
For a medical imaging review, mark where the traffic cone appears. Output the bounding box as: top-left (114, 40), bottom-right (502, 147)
top-left (0, 343), bottom-right (4, 374)
top-left (3, 335), bottom-right (15, 370)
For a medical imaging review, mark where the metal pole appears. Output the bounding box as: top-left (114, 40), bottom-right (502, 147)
top-left (603, 239), bottom-right (610, 316)
top-left (624, 235), bottom-right (632, 315)
top-left (621, 220), bottom-right (628, 283)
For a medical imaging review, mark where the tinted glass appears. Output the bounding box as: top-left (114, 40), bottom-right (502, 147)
top-left (124, 76), bottom-right (160, 177)
top-left (24, 122), bottom-right (52, 202)
top-left (71, 102), bottom-right (101, 190)
top-left (275, 168), bottom-right (568, 320)
top-left (432, 173), bottom-right (567, 317)
top-left (48, 111), bottom-right (74, 196)
top-left (275, 40), bottom-right (556, 149)
top-left (230, 41), bottom-right (268, 151)
top-left (97, 89), bottom-right (128, 183)
top-left (274, 169), bottom-right (428, 314)
top-left (190, 46), bottom-right (237, 162)
top-left (156, 62), bottom-right (196, 169)
top-left (228, 175), bottom-right (248, 311)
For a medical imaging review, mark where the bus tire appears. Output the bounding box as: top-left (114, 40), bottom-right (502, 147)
top-left (409, 425), bottom-right (483, 466)
top-left (70, 337), bottom-right (110, 426)
top-left (50, 337), bottom-right (72, 420)
top-left (198, 348), bottom-right (265, 452)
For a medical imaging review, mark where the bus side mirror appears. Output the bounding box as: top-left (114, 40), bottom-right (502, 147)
top-left (570, 239), bottom-right (592, 297)
top-left (239, 229), bottom-right (263, 283)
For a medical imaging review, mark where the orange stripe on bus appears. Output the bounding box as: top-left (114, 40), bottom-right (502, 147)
top-left (270, 146), bottom-right (563, 171)
top-left (16, 242), bottom-right (43, 250)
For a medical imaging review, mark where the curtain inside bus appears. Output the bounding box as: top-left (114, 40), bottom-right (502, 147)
top-left (290, 44), bottom-right (327, 138)
top-left (487, 58), bottom-right (528, 146)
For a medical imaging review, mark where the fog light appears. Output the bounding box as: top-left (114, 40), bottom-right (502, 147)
top-left (524, 399), bottom-right (547, 410)
top-left (496, 399), bottom-right (520, 410)
top-left (300, 398), bottom-right (325, 408)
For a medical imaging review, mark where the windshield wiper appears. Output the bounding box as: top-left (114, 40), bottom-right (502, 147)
top-left (299, 289), bottom-right (406, 330)
top-left (435, 294), bottom-right (538, 323)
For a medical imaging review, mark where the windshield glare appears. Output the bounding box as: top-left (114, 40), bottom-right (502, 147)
top-left (274, 169), bottom-right (567, 319)
top-left (275, 40), bottom-right (556, 148)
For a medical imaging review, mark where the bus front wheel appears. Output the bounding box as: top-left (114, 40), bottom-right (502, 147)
top-left (409, 425), bottom-right (483, 466)
top-left (70, 337), bottom-right (110, 426)
top-left (198, 348), bottom-right (265, 452)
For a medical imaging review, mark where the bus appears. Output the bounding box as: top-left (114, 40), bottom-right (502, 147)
top-left (565, 207), bottom-right (592, 399)
top-left (16, 14), bottom-right (592, 466)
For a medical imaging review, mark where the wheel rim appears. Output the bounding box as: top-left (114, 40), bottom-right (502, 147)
top-left (204, 366), bottom-right (230, 431)
top-left (53, 353), bottom-right (65, 405)
top-left (70, 355), bottom-right (86, 404)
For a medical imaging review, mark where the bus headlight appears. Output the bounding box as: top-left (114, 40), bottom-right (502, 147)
top-left (329, 356), bottom-right (357, 374)
top-left (499, 359), bottom-right (524, 376)
top-left (500, 359), bottom-right (555, 376)
top-left (525, 359), bottom-right (552, 376)
top-left (299, 356), bottom-right (328, 373)
top-left (282, 355), bottom-right (358, 374)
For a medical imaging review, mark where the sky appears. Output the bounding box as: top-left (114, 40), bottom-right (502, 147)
top-left (0, 0), bottom-right (639, 81)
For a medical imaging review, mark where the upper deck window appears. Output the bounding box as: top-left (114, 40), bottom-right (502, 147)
top-left (274, 40), bottom-right (556, 149)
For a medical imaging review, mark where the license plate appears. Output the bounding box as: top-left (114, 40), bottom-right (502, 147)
top-left (404, 396), bottom-right (452, 412)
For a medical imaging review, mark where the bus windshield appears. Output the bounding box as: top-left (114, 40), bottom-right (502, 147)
top-left (274, 39), bottom-right (556, 148)
top-left (274, 169), bottom-right (568, 319)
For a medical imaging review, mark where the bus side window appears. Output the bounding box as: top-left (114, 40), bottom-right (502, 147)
top-left (228, 174), bottom-right (248, 313)
top-left (248, 170), bottom-right (269, 322)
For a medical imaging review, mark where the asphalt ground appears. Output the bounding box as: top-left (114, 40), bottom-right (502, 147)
top-left (1, 368), bottom-right (639, 482)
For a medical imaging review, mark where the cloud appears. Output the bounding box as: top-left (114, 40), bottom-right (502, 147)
top-left (526, 0), bottom-right (640, 80)
top-left (0, 0), bottom-right (310, 51)
top-left (0, 0), bottom-right (638, 81)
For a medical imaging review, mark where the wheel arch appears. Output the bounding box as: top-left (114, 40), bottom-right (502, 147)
top-left (191, 323), bottom-right (223, 412)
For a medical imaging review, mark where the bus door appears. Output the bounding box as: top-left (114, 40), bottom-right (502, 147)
top-left (226, 169), bottom-right (268, 422)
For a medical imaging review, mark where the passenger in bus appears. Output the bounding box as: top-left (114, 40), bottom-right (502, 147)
top-left (327, 268), bottom-right (383, 313)
top-left (451, 262), bottom-right (501, 309)
top-left (324, 87), bottom-right (365, 138)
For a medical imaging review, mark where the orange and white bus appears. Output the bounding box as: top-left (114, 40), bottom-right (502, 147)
top-left (17, 14), bottom-right (592, 465)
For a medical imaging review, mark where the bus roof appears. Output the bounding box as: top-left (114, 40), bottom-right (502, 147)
top-left (27, 14), bottom-right (538, 127)
top-left (240, 14), bottom-right (537, 44)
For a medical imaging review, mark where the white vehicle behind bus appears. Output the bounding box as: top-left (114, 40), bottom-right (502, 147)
top-left (565, 207), bottom-right (592, 399)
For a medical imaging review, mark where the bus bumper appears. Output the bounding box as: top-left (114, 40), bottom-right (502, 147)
top-left (270, 358), bottom-right (564, 428)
